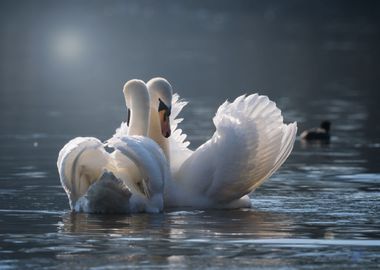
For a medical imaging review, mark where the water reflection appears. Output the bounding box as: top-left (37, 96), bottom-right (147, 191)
top-left (300, 138), bottom-right (331, 148)
top-left (58, 209), bottom-right (294, 240)
top-left (51, 210), bottom-right (300, 269)
top-left (21, 210), bottom-right (372, 269)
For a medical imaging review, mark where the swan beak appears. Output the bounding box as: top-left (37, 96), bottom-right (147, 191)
top-left (159, 110), bottom-right (171, 138)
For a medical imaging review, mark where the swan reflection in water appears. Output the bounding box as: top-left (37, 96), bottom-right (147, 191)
top-left (58, 209), bottom-right (294, 239)
top-left (56, 209), bottom-right (299, 267)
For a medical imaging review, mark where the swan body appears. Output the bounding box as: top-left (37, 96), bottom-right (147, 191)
top-left (147, 78), bottom-right (297, 209)
top-left (57, 80), bottom-right (169, 214)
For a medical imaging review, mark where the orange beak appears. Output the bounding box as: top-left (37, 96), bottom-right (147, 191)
top-left (159, 110), bottom-right (171, 138)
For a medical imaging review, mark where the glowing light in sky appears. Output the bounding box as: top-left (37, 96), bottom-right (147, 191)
top-left (53, 31), bottom-right (85, 61)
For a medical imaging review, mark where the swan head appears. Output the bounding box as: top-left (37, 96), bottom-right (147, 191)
top-left (147, 77), bottom-right (173, 138)
top-left (320, 120), bottom-right (331, 133)
top-left (123, 79), bottom-right (148, 111)
top-left (123, 79), bottom-right (150, 135)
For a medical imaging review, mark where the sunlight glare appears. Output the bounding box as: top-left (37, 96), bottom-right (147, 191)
top-left (53, 31), bottom-right (84, 61)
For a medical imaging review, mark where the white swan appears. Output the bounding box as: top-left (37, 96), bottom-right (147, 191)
top-left (146, 77), bottom-right (297, 209)
top-left (57, 80), bottom-right (169, 214)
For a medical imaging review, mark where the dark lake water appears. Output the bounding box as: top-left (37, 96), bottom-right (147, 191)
top-left (1, 1), bottom-right (380, 269)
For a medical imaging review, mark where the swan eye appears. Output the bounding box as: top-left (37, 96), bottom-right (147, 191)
top-left (158, 98), bottom-right (171, 113)
top-left (127, 108), bottom-right (131, 126)
top-left (158, 98), bottom-right (171, 121)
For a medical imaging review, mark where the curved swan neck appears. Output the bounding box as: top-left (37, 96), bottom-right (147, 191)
top-left (148, 106), bottom-right (170, 161)
top-left (123, 80), bottom-right (150, 136)
top-left (147, 77), bottom-right (173, 161)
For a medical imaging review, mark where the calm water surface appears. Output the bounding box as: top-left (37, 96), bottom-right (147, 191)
top-left (1, 1), bottom-right (380, 269)
top-left (0, 93), bottom-right (379, 269)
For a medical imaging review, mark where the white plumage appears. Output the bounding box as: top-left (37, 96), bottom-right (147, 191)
top-left (57, 80), bottom-right (169, 214)
top-left (58, 77), bottom-right (297, 213)
top-left (147, 78), bottom-right (297, 209)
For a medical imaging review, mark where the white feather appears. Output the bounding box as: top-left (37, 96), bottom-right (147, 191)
top-left (57, 136), bottom-right (168, 214)
top-left (169, 93), bottom-right (193, 174)
top-left (166, 93), bottom-right (297, 208)
top-left (57, 79), bottom-right (168, 214)
top-left (57, 137), bottom-right (110, 209)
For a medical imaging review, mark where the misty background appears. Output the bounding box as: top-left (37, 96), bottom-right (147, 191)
top-left (0, 0), bottom-right (379, 146)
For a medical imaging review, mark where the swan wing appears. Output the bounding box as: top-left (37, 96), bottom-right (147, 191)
top-left (177, 94), bottom-right (297, 204)
top-left (111, 136), bottom-right (167, 213)
top-left (57, 137), bottom-right (112, 209)
top-left (169, 93), bottom-right (193, 173)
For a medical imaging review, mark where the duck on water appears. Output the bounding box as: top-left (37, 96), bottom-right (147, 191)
top-left (300, 120), bottom-right (331, 141)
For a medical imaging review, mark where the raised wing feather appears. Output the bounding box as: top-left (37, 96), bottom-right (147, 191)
top-left (58, 135), bottom-right (166, 213)
top-left (57, 137), bottom-right (111, 209)
top-left (107, 121), bottom-right (129, 146)
top-left (169, 93), bottom-right (193, 173)
top-left (177, 94), bottom-right (297, 204)
top-left (112, 136), bottom-right (162, 197)
top-left (111, 136), bottom-right (168, 213)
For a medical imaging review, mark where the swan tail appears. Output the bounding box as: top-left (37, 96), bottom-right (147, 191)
top-left (74, 170), bottom-right (132, 214)
top-left (57, 137), bottom-right (110, 209)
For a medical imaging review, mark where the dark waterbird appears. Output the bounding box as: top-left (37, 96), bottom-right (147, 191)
top-left (300, 121), bottom-right (331, 141)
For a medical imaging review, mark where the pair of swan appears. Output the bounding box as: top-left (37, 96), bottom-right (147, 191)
top-left (57, 80), bottom-right (169, 214)
top-left (58, 78), bottom-right (297, 213)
